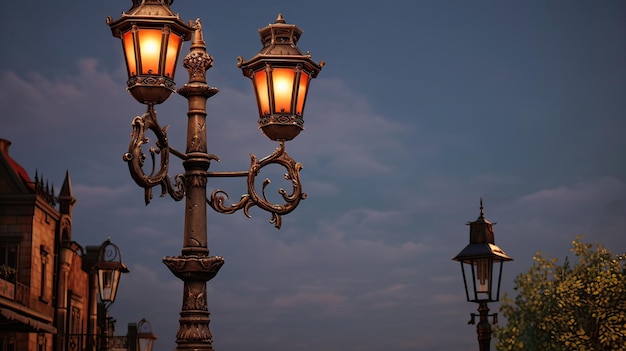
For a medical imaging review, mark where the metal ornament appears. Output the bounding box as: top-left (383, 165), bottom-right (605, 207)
top-left (208, 141), bottom-right (306, 229)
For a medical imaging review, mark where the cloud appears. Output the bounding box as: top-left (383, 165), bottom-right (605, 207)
top-left (515, 177), bottom-right (625, 212)
top-left (109, 263), bottom-right (182, 338)
top-left (0, 59), bottom-right (126, 133)
top-left (502, 177), bottom-right (626, 238)
top-left (72, 183), bottom-right (133, 205)
top-left (270, 290), bottom-right (346, 308)
top-left (289, 78), bottom-right (412, 176)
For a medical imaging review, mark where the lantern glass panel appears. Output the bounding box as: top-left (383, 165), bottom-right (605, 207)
top-left (272, 67), bottom-right (295, 113)
top-left (164, 33), bottom-right (182, 78)
top-left (475, 258), bottom-right (491, 293)
top-left (98, 269), bottom-right (121, 303)
top-left (138, 28), bottom-right (164, 75)
top-left (122, 31), bottom-right (137, 77)
top-left (138, 338), bottom-right (154, 351)
top-left (296, 72), bottom-right (310, 115)
top-left (470, 257), bottom-right (494, 301)
top-left (253, 70), bottom-right (270, 115)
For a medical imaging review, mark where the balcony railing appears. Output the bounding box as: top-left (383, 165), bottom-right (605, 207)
top-left (15, 282), bottom-right (28, 306)
top-left (0, 278), bottom-right (30, 307)
top-left (66, 334), bottom-right (129, 351)
top-left (0, 277), bottom-right (15, 299)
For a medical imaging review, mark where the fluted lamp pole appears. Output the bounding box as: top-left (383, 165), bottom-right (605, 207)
top-left (452, 200), bottom-right (513, 351)
top-left (106, 1), bottom-right (323, 350)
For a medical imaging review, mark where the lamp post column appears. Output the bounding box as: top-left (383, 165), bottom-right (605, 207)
top-left (178, 21), bottom-right (218, 257)
top-left (162, 21), bottom-right (224, 351)
top-left (476, 302), bottom-right (492, 351)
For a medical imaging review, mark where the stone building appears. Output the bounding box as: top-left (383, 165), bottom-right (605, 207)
top-left (0, 139), bottom-right (144, 351)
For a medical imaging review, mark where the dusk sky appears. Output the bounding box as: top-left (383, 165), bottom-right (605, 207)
top-left (1, 1), bottom-right (625, 350)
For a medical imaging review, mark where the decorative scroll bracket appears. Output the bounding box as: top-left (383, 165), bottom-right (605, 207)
top-left (468, 312), bottom-right (498, 325)
top-left (123, 105), bottom-right (305, 228)
top-left (208, 141), bottom-right (306, 229)
top-left (122, 104), bottom-right (186, 205)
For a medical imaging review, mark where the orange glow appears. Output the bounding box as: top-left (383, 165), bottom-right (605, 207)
top-left (138, 29), bottom-right (163, 75)
top-left (253, 70), bottom-right (270, 115)
top-left (296, 72), bottom-right (309, 115)
top-left (122, 31), bottom-right (137, 77)
top-left (475, 258), bottom-right (491, 293)
top-left (272, 68), bottom-right (295, 113)
top-left (165, 33), bottom-right (181, 78)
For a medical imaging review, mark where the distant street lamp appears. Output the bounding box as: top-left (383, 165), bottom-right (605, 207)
top-left (106, 1), bottom-right (323, 350)
top-left (72, 239), bottom-right (129, 351)
top-left (136, 318), bottom-right (157, 351)
top-left (452, 199), bottom-right (513, 351)
top-left (93, 239), bottom-right (129, 310)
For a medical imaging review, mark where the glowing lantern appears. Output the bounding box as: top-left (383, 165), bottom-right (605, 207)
top-left (453, 200), bottom-right (512, 302)
top-left (238, 14), bottom-right (324, 141)
top-left (107, 0), bottom-right (194, 104)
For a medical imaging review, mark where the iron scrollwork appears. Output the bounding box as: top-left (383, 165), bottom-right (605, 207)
top-left (123, 104), bottom-right (186, 205)
top-left (124, 105), bottom-right (306, 228)
top-left (208, 141), bottom-right (306, 229)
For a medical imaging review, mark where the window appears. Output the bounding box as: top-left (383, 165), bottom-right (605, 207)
top-left (39, 246), bottom-right (49, 302)
top-left (0, 242), bottom-right (18, 283)
top-left (0, 242), bottom-right (18, 268)
top-left (0, 333), bottom-right (16, 351)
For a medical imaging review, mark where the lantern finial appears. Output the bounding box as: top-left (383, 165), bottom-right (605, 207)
top-left (275, 13), bottom-right (286, 24)
top-left (190, 18), bottom-right (205, 48)
top-left (479, 197), bottom-right (484, 218)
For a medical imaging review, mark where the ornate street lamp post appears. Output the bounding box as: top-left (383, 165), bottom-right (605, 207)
top-left (452, 200), bottom-right (513, 351)
top-left (106, 1), bottom-right (323, 350)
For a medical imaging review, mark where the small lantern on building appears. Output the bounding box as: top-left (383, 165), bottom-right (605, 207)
top-left (93, 239), bottom-right (129, 309)
top-left (137, 318), bottom-right (157, 351)
top-left (238, 14), bottom-right (324, 141)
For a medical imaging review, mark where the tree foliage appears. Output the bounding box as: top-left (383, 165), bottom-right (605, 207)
top-left (495, 236), bottom-right (626, 351)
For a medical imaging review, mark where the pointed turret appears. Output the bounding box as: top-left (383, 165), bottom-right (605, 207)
top-left (58, 170), bottom-right (76, 216)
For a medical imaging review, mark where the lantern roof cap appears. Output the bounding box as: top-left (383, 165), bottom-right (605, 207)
top-left (466, 198), bottom-right (495, 243)
top-left (452, 243), bottom-right (512, 262)
top-left (452, 198), bottom-right (513, 262)
top-left (107, 0), bottom-right (194, 41)
top-left (257, 13), bottom-right (304, 56)
top-left (85, 239), bottom-right (130, 273)
top-left (137, 318), bottom-right (158, 339)
top-left (238, 14), bottom-right (324, 78)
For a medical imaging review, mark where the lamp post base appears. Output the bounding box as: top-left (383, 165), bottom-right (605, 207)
top-left (163, 255), bottom-right (225, 350)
